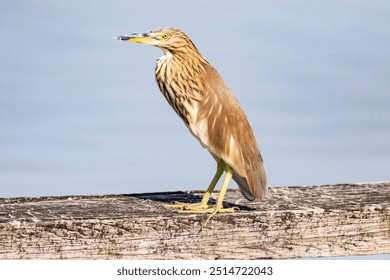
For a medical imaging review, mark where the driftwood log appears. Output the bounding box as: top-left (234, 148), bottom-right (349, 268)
top-left (0, 182), bottom-right (389, 259)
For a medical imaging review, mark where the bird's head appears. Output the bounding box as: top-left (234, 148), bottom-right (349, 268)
top-left (115, 27), bottom-right (199, 54)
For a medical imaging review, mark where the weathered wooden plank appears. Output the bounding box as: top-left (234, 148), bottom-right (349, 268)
top-left (0, 182), bottom-right (389, 259)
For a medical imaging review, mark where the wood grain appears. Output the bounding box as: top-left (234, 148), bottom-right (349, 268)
top-left (0, 182), bottom-right (389, 259)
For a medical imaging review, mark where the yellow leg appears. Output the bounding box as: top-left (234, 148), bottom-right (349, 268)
top-left (164, 160), bottom-right (224, 210)
top-left (203, 164), bottom-right (234, 226)
top-left (164, 161), bottom-right (236, 226)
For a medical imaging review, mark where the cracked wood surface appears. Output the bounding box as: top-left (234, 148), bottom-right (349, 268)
top-left (0, 182), bottom-right (389, 259)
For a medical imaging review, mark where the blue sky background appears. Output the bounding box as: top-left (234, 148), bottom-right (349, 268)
top-left (1, 1), bottom-right (389, 196)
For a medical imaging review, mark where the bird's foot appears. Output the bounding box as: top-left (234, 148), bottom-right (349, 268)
top-left (164, 202), bottom-right (238, 227)
top-left (177, 206), bottom-right (236, 214)
top-left (163, 201), bottom-right (211, 210)
top-left (164, 201), bottom-right (238, 214)
top-left (191, 205), bottom-right (237, 227)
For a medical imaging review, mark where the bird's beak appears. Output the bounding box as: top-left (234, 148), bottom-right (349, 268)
top-left (114, 32), bottom-right (157, 45)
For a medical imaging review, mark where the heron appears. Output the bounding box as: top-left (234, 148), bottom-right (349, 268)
top-left (115, 27), bottom-right (267, 225)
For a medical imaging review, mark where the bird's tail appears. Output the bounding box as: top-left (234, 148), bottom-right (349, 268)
top-left (233, 160), bottom-right (267, 201)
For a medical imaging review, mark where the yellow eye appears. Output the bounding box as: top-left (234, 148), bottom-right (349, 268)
top-left (161, 33), bottom-right (169, 40)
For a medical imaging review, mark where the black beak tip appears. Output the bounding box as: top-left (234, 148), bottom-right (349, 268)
top-left (114, 35), bottom-right (130, 41)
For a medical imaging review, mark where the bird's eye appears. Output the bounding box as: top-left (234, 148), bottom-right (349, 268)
top-left (161, 33), bottom-right (169, 40)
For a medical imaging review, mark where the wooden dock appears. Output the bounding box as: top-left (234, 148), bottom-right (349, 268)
top-left (0, 182), bottom-right (389, 259)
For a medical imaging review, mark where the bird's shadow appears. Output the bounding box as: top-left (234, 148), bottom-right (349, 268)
top-left (123, 191), bottom-right (256, 211)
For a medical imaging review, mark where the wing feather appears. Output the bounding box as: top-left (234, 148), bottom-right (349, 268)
top-left (192, 64), bottom-right (267, 200)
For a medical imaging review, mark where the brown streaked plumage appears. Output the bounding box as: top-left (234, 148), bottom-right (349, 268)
top-left (115, 27), bottom-right (267, 225)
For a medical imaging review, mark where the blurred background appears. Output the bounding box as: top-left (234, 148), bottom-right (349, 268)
top-left (1, 0), bottom-right (389, 199)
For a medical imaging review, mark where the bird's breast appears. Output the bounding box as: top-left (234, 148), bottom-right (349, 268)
top-left (155, 55), bottom-right (204, 128)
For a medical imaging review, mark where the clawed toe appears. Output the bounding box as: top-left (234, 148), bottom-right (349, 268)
top-left (164, 201), bottom-right (210, 210)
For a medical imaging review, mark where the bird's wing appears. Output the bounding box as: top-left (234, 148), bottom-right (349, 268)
top-left (192, 64), bottom-right (267, 200)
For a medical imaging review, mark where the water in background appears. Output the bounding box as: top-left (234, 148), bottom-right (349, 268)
top-left (1, 1), bottom-right (389, 198)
